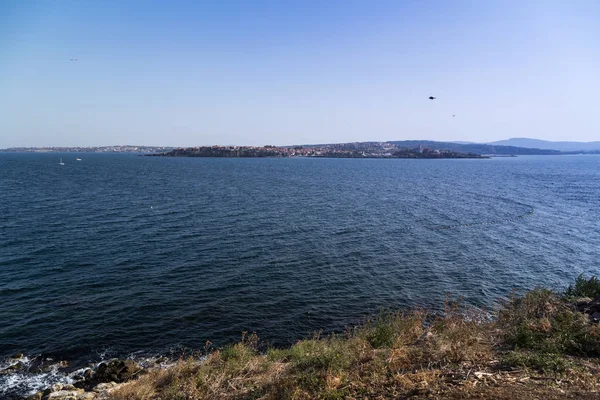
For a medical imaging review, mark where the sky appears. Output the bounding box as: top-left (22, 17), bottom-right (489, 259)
top-left (1, 0), bottom-right (599, 147)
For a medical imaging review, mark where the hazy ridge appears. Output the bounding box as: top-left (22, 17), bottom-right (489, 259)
top-left (488, 138), bottom-right (600, 152)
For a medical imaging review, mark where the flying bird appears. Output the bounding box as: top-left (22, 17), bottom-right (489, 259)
top-left (428, 96), bottom-right (436, 100)
top-left (70, 58), bottom-right (78, 61)
top-left (452, 114), bottom-right (456, 117)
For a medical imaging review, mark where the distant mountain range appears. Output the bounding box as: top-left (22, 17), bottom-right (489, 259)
top-left (387, 140), bottom-right (561, 155)
top-left (487, 138), bottom-right (600, 152)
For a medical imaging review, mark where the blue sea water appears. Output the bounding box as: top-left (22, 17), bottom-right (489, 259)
top-left (1, 153), bottom-right (599, 397)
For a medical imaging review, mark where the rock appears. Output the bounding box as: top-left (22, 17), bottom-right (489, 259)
top-left (474, 371), bottom-right (493, 380)
top-left (92, 382), bottom-right (118, 392)
top-left (574, 297), bottom-right (593, 311)
top-left (46, 390), bottom-right (83, 399)
top-left (83, 369), bottom-right (94, 380)
top-left (76, 393), bottom-right (97, 400)
top-left (585, 295), bottom-right (600, 311)
top-left (26, 392), bottom-right (43, 400)
top-left (51, 383), bottom-right (64, 392)
top-left (5, 361), bottom-right (25, 371)
top-left (94, 359), bottom-right (141, 383)
top-left (32, 362), bottom-right (56, 373)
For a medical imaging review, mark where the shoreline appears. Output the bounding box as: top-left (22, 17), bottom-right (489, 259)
top-left (6, 276), bottom-right (600, 399)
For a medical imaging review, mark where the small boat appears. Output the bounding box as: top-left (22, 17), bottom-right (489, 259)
top-left (76, 157), bottom-right (82, 161)
top-left (59, 158), bottom-right (65, 166)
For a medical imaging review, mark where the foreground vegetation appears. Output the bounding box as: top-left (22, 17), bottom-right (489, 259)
top-left (109, 276), bottom-right (600, 399)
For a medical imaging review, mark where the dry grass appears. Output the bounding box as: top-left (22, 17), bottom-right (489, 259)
top-left (108, 280), bottom-right (600, 400)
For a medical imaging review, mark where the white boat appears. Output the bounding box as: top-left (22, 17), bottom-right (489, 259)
top-left (59, 158), bottom-right (65, 165)
top-left (76, 157), bottom-right (82, 161)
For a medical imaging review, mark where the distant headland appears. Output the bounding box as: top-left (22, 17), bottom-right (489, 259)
top-left (150, 143), bottom-right (488, 159)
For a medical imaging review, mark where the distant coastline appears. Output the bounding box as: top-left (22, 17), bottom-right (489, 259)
top-left (0, 145), bottom-right (173, 154)
top-left (149, 144), bottom-right (488, 159)
top-left (6, 139), bottom-right (597, 157)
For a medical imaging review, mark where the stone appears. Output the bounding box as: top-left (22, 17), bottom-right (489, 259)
top-left (83, 369), bottom-right (94, 380)
top-left (574, 297), bottom-right (593, 311)
top-left (33, 362), bottom-right (56, 373)
top-left (5, 361), bottom-right (25, 371)
top-left (589, 304), bottom-right (600, 314)
top-left (26, 392), bottom-right (43, 400)
top-left (46, 390), bottom-right (83, 399)
top-left (474, 371), bottom-right (493, 380)
top-left (92, 382), bottom-right (118, 392)
top-left (51, 383), bottom-right (64, 392)
top-left (586, 294), bottom-right (600, 310)
top-left (76, 393), bottom-right (97, 400)
top-left (94, 359), bottom-right (141, 383)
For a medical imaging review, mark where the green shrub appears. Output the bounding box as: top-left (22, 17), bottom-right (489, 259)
top-left (502, 351), bottom-right (571, 374)
top-left (267, 347), bottom-right (292, 362)
top-left (288, 336), bottom-right (355, 372)
top-left (219, 332), bottom-right (259, 372)
top-left (499, 287), bottom-right (600, 356)
top-left (565, 274), bottom-right (600, 298)
top-left (356, 309), bottom-right (426, 349)
top-left (364, 312), bottom-right (397, 348)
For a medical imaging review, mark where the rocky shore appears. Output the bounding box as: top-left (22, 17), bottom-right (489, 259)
top-left (6, 275), bottom-right (600, 399)
top-left (1, 356), bottom-right (166, 400)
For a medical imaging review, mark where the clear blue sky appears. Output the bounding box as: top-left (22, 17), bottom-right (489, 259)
top-left (1, 0), bottom-right (599, 147)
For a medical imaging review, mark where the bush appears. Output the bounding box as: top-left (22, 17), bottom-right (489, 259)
top-left (364, 311), bottom-right (398, 348)
top-left (357, 309), bottom-right (426, 349)
top-left (565, 274), bottom-right (600, 298)
top-left (498, 288), bottom-right (600, 356)
top-left (502, 351), bottom-right (571, 374)
top-left (287, 336), bottom-right (357, 372)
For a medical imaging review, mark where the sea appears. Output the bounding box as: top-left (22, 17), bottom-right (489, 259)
top-left (1, 153), bottom-right (599, 398)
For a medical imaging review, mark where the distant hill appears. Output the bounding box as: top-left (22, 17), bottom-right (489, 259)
top-left (386, 140), bottom-right (560, 155)
top-left (488, 138), bottom-right (600, 152)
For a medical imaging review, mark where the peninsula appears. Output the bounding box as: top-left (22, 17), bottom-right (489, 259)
top-left (151, 143), bottom-right (488, 159)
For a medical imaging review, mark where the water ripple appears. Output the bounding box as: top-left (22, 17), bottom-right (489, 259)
top-left (1, 154), bottom-right (600, 397)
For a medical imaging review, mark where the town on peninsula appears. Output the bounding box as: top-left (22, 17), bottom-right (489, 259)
top-left (2, 140), bottom-right (569, 158)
